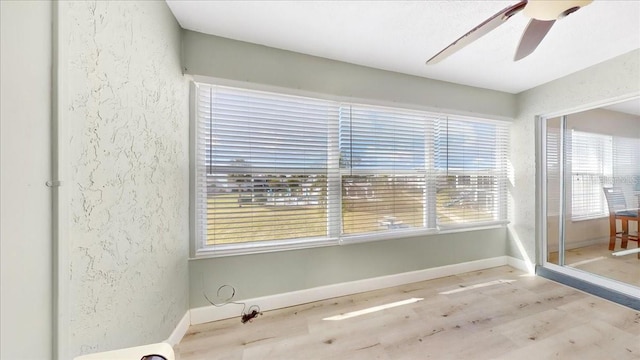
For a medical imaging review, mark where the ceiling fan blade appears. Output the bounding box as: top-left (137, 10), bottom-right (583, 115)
top-left (426, 0), bottom-right (527, 65)
top-left (513, 18), bottom-right (555, 61)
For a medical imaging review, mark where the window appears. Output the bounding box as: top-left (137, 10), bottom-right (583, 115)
top-left (570, 131), bottom-right (613, 220)
top-left (560, 130), bottom-right (640, 222)
top-left (194, 85), bottom-right (339, 254)
top-left (339, 105), bottom-right (435, 237)
top-left (612, 136), bottom-right (640, 203)
top-left (435, 117), bottom-right (509, 227)
top-left (193, 83), bottom-right (510, 256)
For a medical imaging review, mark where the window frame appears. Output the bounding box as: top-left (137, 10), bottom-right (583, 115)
top-left (190, 81), bottom-right (510, 258)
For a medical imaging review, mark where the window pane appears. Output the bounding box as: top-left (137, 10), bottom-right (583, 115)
top-left (207, 173), bottom-right (328, 244)
top-left (570, 131), bottom-right (613, 220)
top-left (340, 106), bottom-right (426, 171)
top-left (570, 130), bottom-right (640, 221)
top-left (339, 104), bottom-right (433, 236)
top-left (196, 85), bottom-right (338, 246)
top-left (613, 136), bottom-right (640, 204)
top-left (435, 118), bottom-right (508, 226)
top-left (342, 174), bottom-right (426, 234)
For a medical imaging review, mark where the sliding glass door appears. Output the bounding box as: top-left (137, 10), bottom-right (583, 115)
top-left (540, 98), bottom-right (640, 304)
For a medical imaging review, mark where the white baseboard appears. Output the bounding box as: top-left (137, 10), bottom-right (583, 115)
top-left (74, 343), bottom-right (175, 360)
top-left (506, 255), bottom-right (532, 273)
top-left (165, 311), bottom-right (190, 346)
top-left (189, 256), bottom-right (516, 326)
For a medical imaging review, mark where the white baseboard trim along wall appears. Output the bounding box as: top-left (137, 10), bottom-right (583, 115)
top-left (84, 256), bottom-right (531, 352)
top-left (506, 256), bottom-right (530, 273)
top-left (187, 256), bottom-right (529, 328)
top-left (165, 311), bottom-right (191, 346)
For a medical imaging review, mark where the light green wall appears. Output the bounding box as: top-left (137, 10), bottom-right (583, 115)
top-left (182, 30), bottom-right (517, 119)
top-left (190, 228), bottom-right (507, 306)
top-left (182, 29), bottom-right (515, 307)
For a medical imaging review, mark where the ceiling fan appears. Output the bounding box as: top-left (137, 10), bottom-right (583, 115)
top-left (426, 0), bottom-right (593, 64)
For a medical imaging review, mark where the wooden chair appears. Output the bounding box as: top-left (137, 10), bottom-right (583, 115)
top-left (602, 187), bottom-right (639, 258)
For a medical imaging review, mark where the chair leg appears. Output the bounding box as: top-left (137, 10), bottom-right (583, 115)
top-left (621, 219), bottom-right (629, 249)
top-left (635, 219), bottom-right (640, 260)
top-left (609, 216), bottom-right (616, 251)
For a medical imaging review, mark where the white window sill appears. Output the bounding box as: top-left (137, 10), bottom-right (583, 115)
top-left (191, 222), bottom-right (509, 260)
top-left (193, 237), bottom-right (339, 259)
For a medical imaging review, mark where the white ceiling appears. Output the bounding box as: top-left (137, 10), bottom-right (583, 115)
top-left (166, 0), bottom-right (640, 94)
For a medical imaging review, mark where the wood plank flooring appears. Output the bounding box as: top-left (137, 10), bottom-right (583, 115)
top-left (175, 266), bottom-right (640, 360)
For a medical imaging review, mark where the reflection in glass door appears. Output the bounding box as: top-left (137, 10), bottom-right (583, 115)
top-left (543, 100), bottom-right (640, 294)
top-left (546, 116), bottom-right (562, 266)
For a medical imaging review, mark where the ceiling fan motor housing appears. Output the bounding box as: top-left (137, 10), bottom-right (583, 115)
top-left (523, 0), bottom-right (593, 21)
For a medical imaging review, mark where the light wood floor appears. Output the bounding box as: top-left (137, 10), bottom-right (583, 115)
top-left (175, 266), bottom-right (640, 359)
top-left (548, 243), bottom-right (640, 287)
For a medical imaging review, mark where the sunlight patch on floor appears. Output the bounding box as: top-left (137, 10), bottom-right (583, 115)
top-left (566, 256), bottom-right (606, 267)
top-left (322, 298), bottom-right (423, 321)
top-left (439, 279), bottom-right (516, 295)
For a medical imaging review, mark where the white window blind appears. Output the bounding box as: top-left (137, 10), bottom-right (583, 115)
top-left (546, 123), bottom-right (561, 217)
top-left (613, 136), bottom-right (640, 204)
top-left (339, 105), bottom-right (434, 236)
top-left (434, 117), bottom-right (509, 227)
top-left (570, 130), bottom-right (613, 220)
top-left (193, 82), bottom-right (511, 255)
top-left (195, 84), bottom-right (339, 251)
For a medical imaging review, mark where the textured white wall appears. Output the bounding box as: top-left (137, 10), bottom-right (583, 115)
top-left (509, 49), bottom-right (640, 262)
top-left (62, 1), bottom-right (189, 356)
top-left (0, 1), bottom-right (52, 359)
